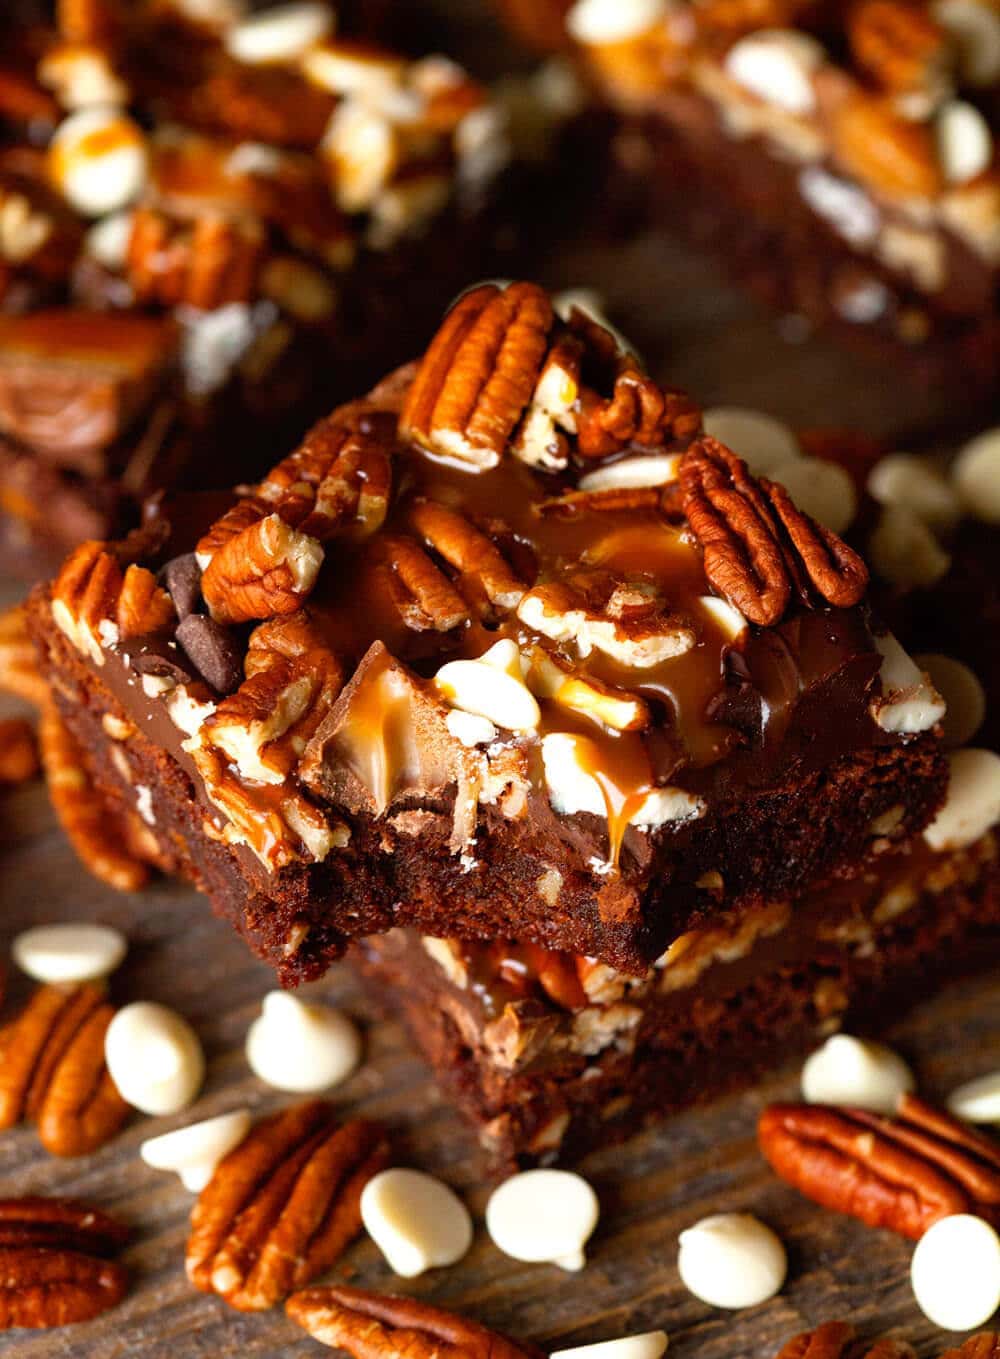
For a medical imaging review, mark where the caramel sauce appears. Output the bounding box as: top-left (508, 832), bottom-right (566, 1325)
top-left (332, 647), bottom-right (430, 815)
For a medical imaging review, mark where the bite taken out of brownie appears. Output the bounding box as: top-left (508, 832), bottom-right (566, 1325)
top-left (29, 281), bottom-right (947, 982)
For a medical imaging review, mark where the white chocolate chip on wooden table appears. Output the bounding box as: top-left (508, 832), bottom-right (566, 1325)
top-left (551, 1333), bottom-right (669, 1359)
top-left (225, 2), bottom-right (333, 65)
top-left (360, 1168), bottom-right (473, 1278)
top-left (867, 453), bottom-right (960, 531)
top-left (801, 1034), bottom-right (915, 1113)
top-left (486, 1169), bottom-right (599, 1271)
top-left (12, 922), bottom-right (126, 985)
top-left (140, 1110), bottom-right (253, 1192)
top-left (924, 749), bottom-right (1000, 852)
top-left (911, 1214), bottom-right (1000, 1329)
top-left (677, 1213), bottom-right (787, 1308)
top-left (104, 1002), bottom-right (205, 1116)
top-left (868, 505), bottom-right (951, 589)
top-left (952, 427), bottom-right (1000, 524)
top-left (701, 408), bottom-right (801, 476)
top-left (913, 655), bottom-right (986, 748)
top-left (948, 1071), bottom-right (1000, 1124)
top-left (245, 991), bottom-right (361, 1093)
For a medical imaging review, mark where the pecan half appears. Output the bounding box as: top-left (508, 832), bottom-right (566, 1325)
top-left (39, 705), bottom-right (150, 892)
top-left (409, 499), bottom-right (526, 614)
top-left (0, 716), bottom-right (38, 783)
top-left (401, 282), bottom-right (555, 470)
top-left (50, 540), bottom-right (124, 664)
top-left (126, 208), bottom-right (264, 312)
top-left (201, 512), bottom-right (325, 625)
top-left (775, 1322), bottom-right (915, 1359)
top-left (116, 564), bottom-right (175, 640)
top-left (187, 1101), bottom-right (388, 1312)
top-left (259, 419), bottom-right (394, 542)
top-left (680, 439), bottom-right (867, 624)
top-left (759, 1095), bottom-right (1000, 1240)
top-left (286, 1285), bottom-right (546, 1359)
top-left (848, 0), bottom-right (949, 95)
top-left (0, 1196), bottom-right (128, 1329)
top-left (368, 535), bottom-right (471, 632)
top-left (0, 982), bottom-right (130, 1157)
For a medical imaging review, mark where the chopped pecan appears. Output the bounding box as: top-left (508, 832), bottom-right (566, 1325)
top-left (259, 419), bottom-right (393, 542)
top-left (126, 208), bottom-right (264, 311)
top-left (369, 535), bottom-right (471, 632)
top-left (286, 1285), bottom-right (545, 1358)
top-left (409, 499), bottom-right (526, 614)
top-left (0, 1196), bottom-right (128, 1329)
top-left (0, 983), bottom-right (130, 1157)
top-left (775, 1322), bottom-right (915, 1359)
top-left (0, 716), bottom-right (38, 783)
top-left (680, 439), bottom-right (867, 624)
top-left (848, 0), bottom-right (949, 95)
top-left (187, 1102), bottom-right (389, 1312)
top-left (116, 563), bottom-right (175, 640)
top-left (39, 704), bottom-right (150, 892)
top-left (50, 540), bottom-right (124, 663)
top-left (201, 512), bottom-right (325, 625)
top-left (831, 92), bottom-right (943, 199)
top-left (758, 1095), bottom-right (1000, 1240)
top-left (196, 499), bottom-right (269, 566)
top-left (0, 604), bottom-right (49, 708)
top-left (538, 486), bottom-right (663, 518)
top-left (401, 282), bottom-right (555, 470)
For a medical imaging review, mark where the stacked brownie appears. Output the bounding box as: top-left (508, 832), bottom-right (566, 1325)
top-left (498, 0), bottom-right (1000, 399)
top-left (0, 0), bottom-right (508, 575)
top-left (31, 279), bottom-right (978, 1168)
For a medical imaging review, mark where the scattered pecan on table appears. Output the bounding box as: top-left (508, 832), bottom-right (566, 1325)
top-left (0, 1196), bottom-right (129, 1329)
top-left (186, 1100), bottom-right (389, 1311)
top-left (287, 1285), bottom-right (546, 1358)
top-left (0, 981), bottom-right (131, 1156)
top-left (775, 1321), bottom-right (1000, 1359)
top-left (759, 1094), bottom-right (1000, 1239)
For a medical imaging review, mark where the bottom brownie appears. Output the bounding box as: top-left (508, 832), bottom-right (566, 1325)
top-left (352, 828), bottom-right (1000, 1172)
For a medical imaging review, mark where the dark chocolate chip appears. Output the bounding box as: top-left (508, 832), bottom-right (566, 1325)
top-left (124, 636), bottom-right (194, 686)
top-left (161, 553), bottom-right (203, 620)
top-left (175, 614), bottom-right (243, 695)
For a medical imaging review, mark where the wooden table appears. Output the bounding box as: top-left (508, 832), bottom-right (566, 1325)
top-left (0, 6), bottom-right (994, 1353)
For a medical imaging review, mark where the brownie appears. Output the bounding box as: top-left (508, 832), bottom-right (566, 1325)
top-left (29, 280), bottom-right (947, 980)
top-left (514, 0), bottom-right (1000, 401)
top-left (353, 821), bottom-right (1000, 1170)
top-left (0, 1), bottom-right (512, 576)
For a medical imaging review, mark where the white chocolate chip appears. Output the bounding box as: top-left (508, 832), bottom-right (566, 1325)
top-left (302, 39), bottom-right (405, 96)
top-left (677, 1213), bottom-right (787, 1309)
top-left (541, 732), bottom-right (704, 830)
top-left (913, 655), bottom-right (985, 748)
top-left (579, 454), bottom-right (681, 492)
top-left (768, 457), bottom-right (856, 535)
top-left (140, 1109), bottom-right (253, 1192)
top-left (869, 504), bottom-right (952, 588)
top-left (933, 0), bottom-right (1000, 86)
top-left (701, 407), bottom-right (801, 476)
top-left (104, 1002), bottom-right (205, 1116)
top-left (566, 0), bottom-right (667, 46)
top-left (948, 1071), bottom-right (1000, 1124)
top-left (49, 107), bottom-right (148, 217)
top-left (551, 1335), bottom-right (669, 1359)
top-left (84, 210), bottom-right (134, 270)
top-left (486, 1169), bottom-right (599, 1271)
top-left (323, 98), bottom-right (398, 213)
top-left (801, 1034), bottom-right (915, 1113)
top-left (360, 1168), bottom-right (473, 1278)
top-left (936, 100), bottom-right (993, 184)
top-left (12, 923), bottom-right (127, 985)
top-left (867, 453), bottom-right (961, 532)
top-left (725, 30), bottom-right (824, 116)
top-left (911, 1214), bottom-right (1000, 1329)
top-left (952, 427), bottom-right (1000, 524)
top-left (225, 3), bottom-right (333, 64)
top-left (870, 631), bottom-right (946, 734)
top-left (435, 644), bottom-right (540, 734)
top-left (699, 595), bottom-right (748, 644)
top-left (924, 748), bottom-right (1000, 852)
top-left (446, 708), bottom-right (498, 747)
top-left (245, 991), bottom-right (361, 1093)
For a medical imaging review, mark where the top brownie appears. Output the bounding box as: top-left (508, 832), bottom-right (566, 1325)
top-left (35, 282), bottom-right (948, 979)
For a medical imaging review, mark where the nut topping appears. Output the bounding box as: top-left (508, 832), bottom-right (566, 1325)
top-left (759, 1095), bottom-right (1000, 1239)
top-left (259, 418), bottom-right (394, 542)
top-left (401, 282), bottom-right (555, 470)
top-left (0, 1196), bottom-right (129, 1329)
top-left (286, 1284), bottom-right (545, 1358)
top-left (680, 439), bottom-right (868, 624)
top-left (848, 0), bottom-right (950, 96)
top-left (201, 512), bottom-right (325, 625)
top-left (187, 1101), bottom-right (389, 1311)
top-left (126, 207), bottom-right (264, 311)
top-left (409, 499), bottom-right (527, 613)
top-left (0, 982), bottom-right (130, 1157)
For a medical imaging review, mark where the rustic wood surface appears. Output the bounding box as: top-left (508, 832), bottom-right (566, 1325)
top-left (0, 4), bottom-right (996, 1355)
